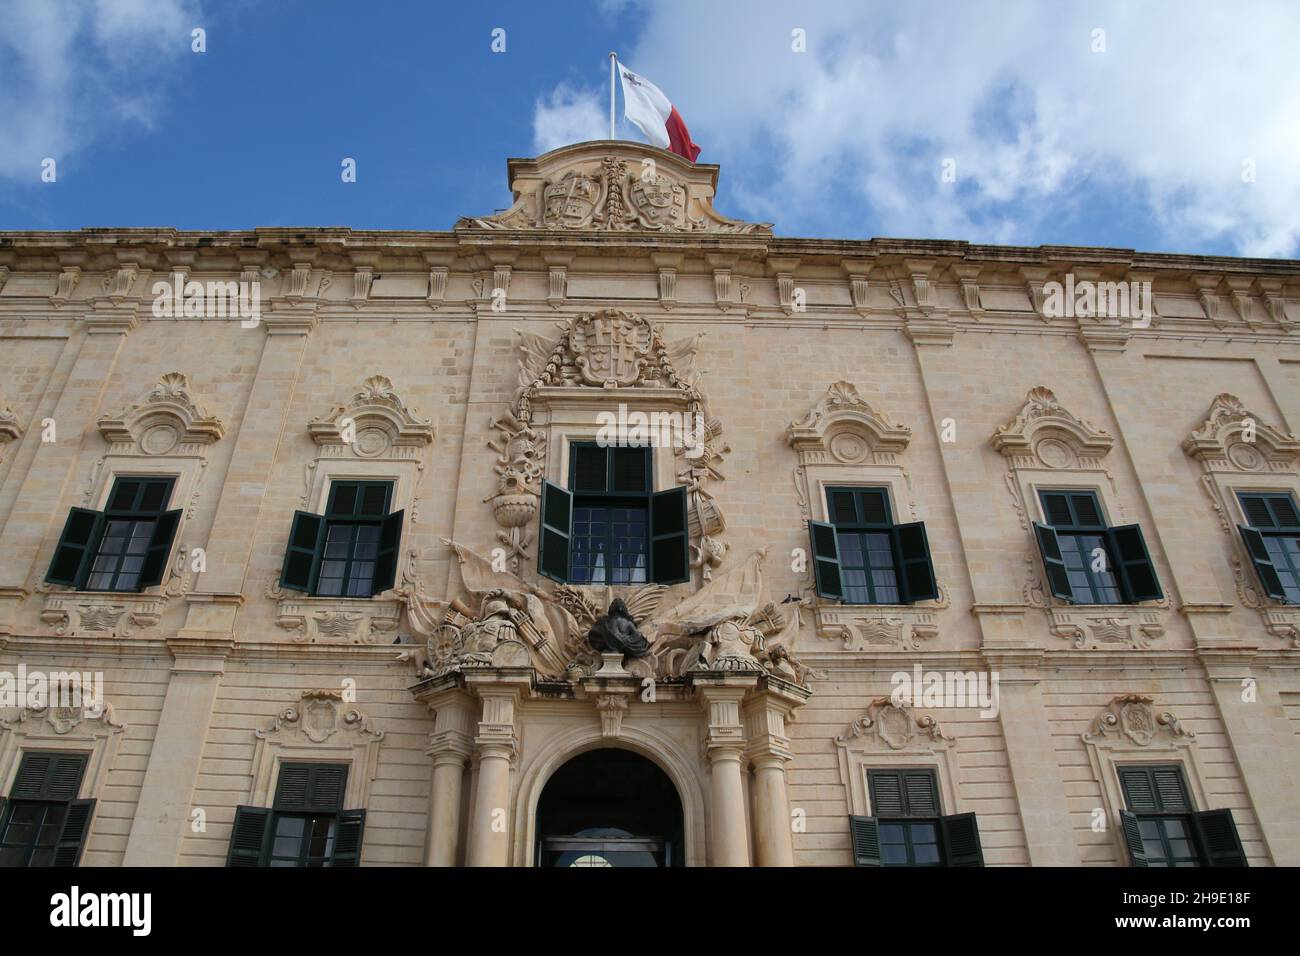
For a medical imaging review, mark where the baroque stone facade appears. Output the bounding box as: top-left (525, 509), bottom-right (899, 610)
top-left (0, 141), bottom-right (1298, 867)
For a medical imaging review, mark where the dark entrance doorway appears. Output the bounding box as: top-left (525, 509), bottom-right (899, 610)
top-left (535, 748), bottom-right (684, 867)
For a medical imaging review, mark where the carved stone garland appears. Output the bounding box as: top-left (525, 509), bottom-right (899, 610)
top-left (788, 382), bottom-right (948, 650)
top-left (1183, 392), bottom-right (1300, 645)
top-left (489, 309), bottom-right (728, 579)
top-left (992, 386), bottom-right (1168, 648)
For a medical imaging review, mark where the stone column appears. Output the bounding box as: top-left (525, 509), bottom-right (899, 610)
top-left (744, 679), bottom-right (809, 867)
top-left (421, 683), bottom-right (475, 867)
top-left (463, 673), bottom-right (527, 867)
top-left (696, 673), bottom-right (759, 867)
top-left (0, 312), bottom-right (133, 634)
top-left (122, 636), bottom-right (231, 865)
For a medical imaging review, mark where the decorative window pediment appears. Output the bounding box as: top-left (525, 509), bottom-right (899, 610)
top-left (96, 372), bottom-right (224, 454)
top-left (991, 386), bottom-right (1114, 469)
top-left (835, 698), bottom-right (960, 818)
top-left (1084, 694), bottom-right (1195, 747)
top-left (787, 381), bottom-right (911, 465)
top-left (248, 690), bottom-right (384, 810)
top-left (0, 685), bottom-right (126, 801)
top-left (308, 374), bottom-right (435, 456)
top-left (1182, 393), bottom-right (1300, 473)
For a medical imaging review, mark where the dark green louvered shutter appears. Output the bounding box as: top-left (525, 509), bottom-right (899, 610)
top-left (1120, 810), bottom-right (1150, 867)
top-left (1107, 524), bottom-right (1162, 602)
top-left (281, 510), bottom-right (325, 592)
top-left (868, 769), bottom-right (941, 817)
top-left (331, 809), bottom-right (367, 866)
top-left (848, 815), bottom-right (882, 866)
top-left (371, 509), bottom-right (404, 595)
top-left (12, 752), bottom-right (87, 801)
top-left (941, 812), bottom-right (984, 866)
top-left (137, 508), bottom-right (182, 589)
top-left (274, 763), bottom-right (348, 812)
top-left (1119, 765), bottom-right (1192, 813)
top-left (45, 508), bottom-right (105, 587)
top-left (809, 520), bottom-right (843, 600)
top-left (1033, 522), bottom-right (1074, 601)
top-left (1237, 525), bottom-right (1287, 601)
top-left (538, 480), bottom-right (572, 583)
top-left (893, 521), bottom-right (939, 603)
top-left (650, 486), bottom-right (689, 584)
top-left (226, 806), bottom-right (272, 866)
top-left (52, 799), bottom-right (96, 866)
top-left (1193, 808), bottom-right (1248, 867)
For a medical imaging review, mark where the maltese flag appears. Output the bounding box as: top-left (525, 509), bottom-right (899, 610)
top-left (618, 62), bottom-right (701, 161)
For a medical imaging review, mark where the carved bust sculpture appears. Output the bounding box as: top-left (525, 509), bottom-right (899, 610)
top-left (586, 598), bottom-right (651, 658)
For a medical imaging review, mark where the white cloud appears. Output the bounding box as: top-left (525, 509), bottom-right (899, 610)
top-left (0, 0), bottom-right (199, 182)
top-left (532, 83), bottom-right (608, 154)
top-left (534, 0), bottom-right (1300, 257)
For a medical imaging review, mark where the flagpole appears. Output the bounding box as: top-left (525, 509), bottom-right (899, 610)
top-left (608, 51), bottom-right (617, 140)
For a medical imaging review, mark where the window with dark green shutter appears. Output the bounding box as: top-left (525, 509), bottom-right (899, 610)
top-left (1116, 763), bottom-right (1247, 867)
top-left (1236, 492), bottom-right (1300, 603)
top-left (226, 762), bottom-right (367, 867)
top-left (278, 481), bottom-right (403, 597)
top-left (850, 768), bottom-right (983, 867)
top-left (1034, 490), bottom-right (1161, 605)
top-left (539, 444), bottom-right (689, 586)
top-left (0, 751), bottom-right (95, 867)
top-left (814, 487), bottom-right (938, 605)
top-left (44, 477), bottom-right (180, 593)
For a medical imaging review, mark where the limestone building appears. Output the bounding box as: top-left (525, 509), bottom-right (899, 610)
top-left (0, 142), bottom-right (1297, 867)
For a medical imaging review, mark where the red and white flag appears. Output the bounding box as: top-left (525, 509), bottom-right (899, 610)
top-left (617, 62), bottom-right (701, 162)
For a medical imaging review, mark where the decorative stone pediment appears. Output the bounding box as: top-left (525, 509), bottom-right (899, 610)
top-left (96, 372), bottom-right (224, 453)
top-left (308, 374), bottom-right (434, 456)
top-left (787, 381), bottom-right (912, 464)
top-left (256, 690), bottom-right (384, 746)
top-left (1083, 694), bottom-right (1194, 747)
top-left (991, 386), bottom-right (1113, 468)
top-left (837, 698), bottom-right (952, 752)
top-left (1182, 393), bottom-right (1300, 472)
top-left (456, 141), bottom-right (771, 235)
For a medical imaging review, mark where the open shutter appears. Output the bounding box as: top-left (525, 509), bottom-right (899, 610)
top-left (45, 508), bottom-right (105, 587)
top-left (650, 486), bottom-right (689, 585)
top-left (331, 808), bottom-right (367, 866)
top-left (137, 508), bottom-right (182, 589)
top-left (1237, 525), bottom-right (1287, 601)
top-left (809, 520), bottom-right (843, 600)
top-left (1032, 522), bottom-right (1074, 601)
top-left (371, 509), bottom-right (404, 595)
top-left (893, 521), bottom-right (939, 603)
top-left (848, 815), bottom-right (882, 866)
top-left (52, 798), bottom-right (96, 866)
top-left (1120, 810), bottom-right (1150, 867)
top-left (280, 510), bottom-right (325, 593)
top-left (1107, 524), bottom-right (1162, 602)
top-left (538, 480), bottom-right (572, 583)
top-left (1193, 809), bottom-right (1248, 867)
top-left (226, 805), bottom-right (272, 866)
top-left (940, 812), bottom-right (984, 866)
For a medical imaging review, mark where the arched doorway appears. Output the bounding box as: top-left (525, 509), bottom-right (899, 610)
top-left (535, 748), bottom-right (685, 867)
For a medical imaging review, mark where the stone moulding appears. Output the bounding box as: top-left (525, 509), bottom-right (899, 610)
top-left (0, 388), bottom-right (23, 458)
top-left (990, 386), bottom-right (1114, 468)
top-left (307, 374), bottom-right (435, 455)
top-left (1083, 694), bottom-right (1194, 746)
top-left (837, 697), bottom-right (952, 752)
top-left (786, 380), bottom-right (912, 463)
top-left (96, 372), bottom-right (224, 453)
top-left (265, 577), bottom-right (403, 645)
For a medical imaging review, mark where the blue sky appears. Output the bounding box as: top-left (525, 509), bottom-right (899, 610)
top-left (2, 0), bottom-right (1297, 258)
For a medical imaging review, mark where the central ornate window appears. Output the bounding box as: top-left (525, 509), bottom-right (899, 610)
top-left (539, 443), bottom-right (688, 586)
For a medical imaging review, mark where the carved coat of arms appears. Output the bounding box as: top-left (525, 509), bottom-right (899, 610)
top-left (629, 175), bottom-right (687, 229)
top-left (571, 311), bottom-right (653, 387)
top-left (543, 171), bottom-right (603, 228)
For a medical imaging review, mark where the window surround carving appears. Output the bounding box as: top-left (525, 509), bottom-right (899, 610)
top-left (1081, 693), bottom-right (1205, 861)
top-left (787, 381), bottom-right (947, 651)
top-left (247, 690), bottom-right (384, 810)
top-left (269, 375), bottom-right (434, 644)
top-left (0, 689), bottom-right (126, 801)
top-left (495, 310), bottom-right (728, 585)
top-left (834, 697), bottom-right (960, 816)
top-left (37, 373), bottom-right (223, 637)
top-left (992, 386), bottom-right (1169, 648)
top-left (1182, 392), bottom-right (1300, 645)
top-left (0, 389), bottom-right (23, 464)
